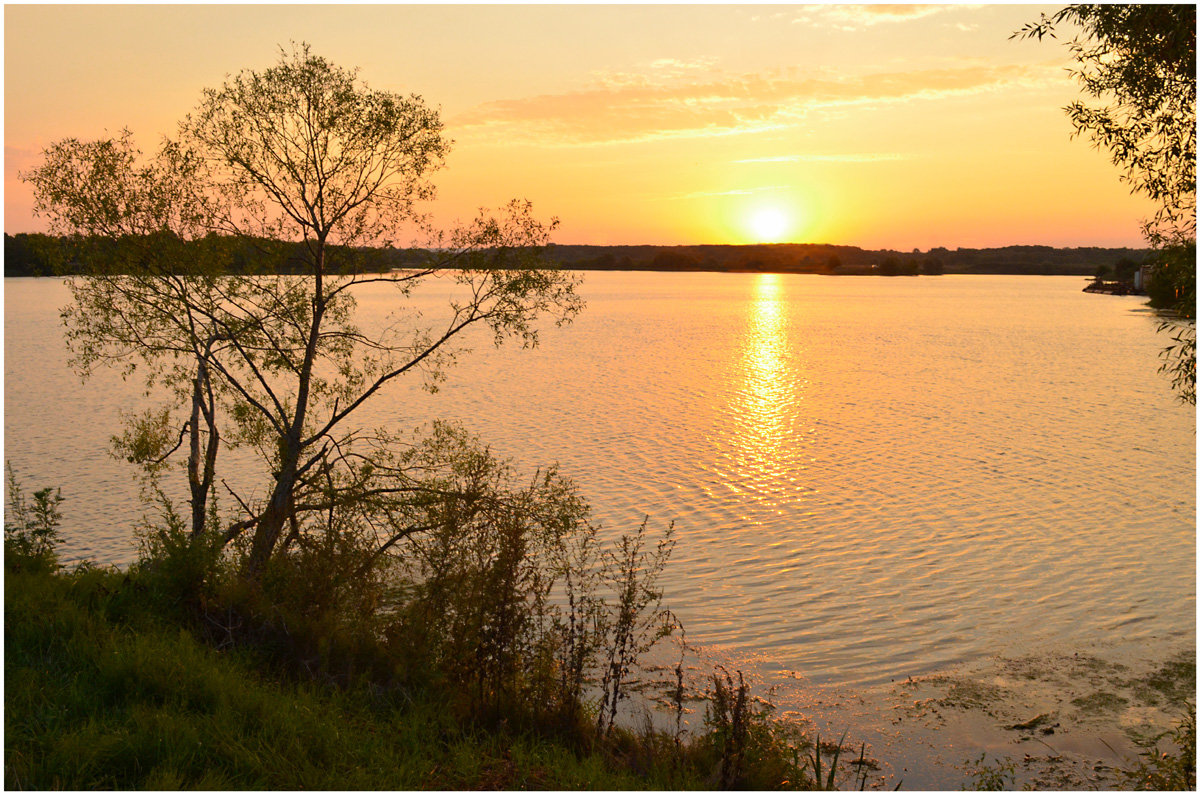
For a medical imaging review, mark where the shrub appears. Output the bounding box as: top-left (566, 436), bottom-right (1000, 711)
top-left (241, 510), bottom-right (396, 684)
top-left (965, 752), bottom-right (1016, 790)
top-left (4, 465), bottom-right (64, 574)
top-left (595, 519), bottom-right (677, 735)
top-left (700, 669), bottom-right (820, 789)
top-left (132, 497), bottom-right (229, 620)
top-left (379, 425), bottom-right (679, 730)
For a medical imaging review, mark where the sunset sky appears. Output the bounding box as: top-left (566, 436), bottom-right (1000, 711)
top-left (4, 4), bottom-right (1158, 250)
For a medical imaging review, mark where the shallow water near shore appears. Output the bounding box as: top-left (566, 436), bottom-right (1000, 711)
top-left (5, 271), bottom-right (1195, 786)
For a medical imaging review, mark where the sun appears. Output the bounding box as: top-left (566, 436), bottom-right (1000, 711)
top-left (746, 206), bottom-right (791, 243)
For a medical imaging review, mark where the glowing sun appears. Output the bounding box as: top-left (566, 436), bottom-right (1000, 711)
top-left (747, 207), bottom-right (790, 243)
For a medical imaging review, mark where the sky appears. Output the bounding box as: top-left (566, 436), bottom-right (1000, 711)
top-left (4, 3), bottom-right (1159, 250)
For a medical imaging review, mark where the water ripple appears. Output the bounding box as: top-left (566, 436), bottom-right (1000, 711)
top-left (4, 273), bottom-right (1194, 687)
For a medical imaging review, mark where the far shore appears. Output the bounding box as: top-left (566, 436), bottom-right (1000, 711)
top-left (4, 232), bottom-right (1149, 278)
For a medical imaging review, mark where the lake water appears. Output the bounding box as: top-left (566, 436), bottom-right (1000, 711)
top-left (4, 272), bottom-right (1195, 779)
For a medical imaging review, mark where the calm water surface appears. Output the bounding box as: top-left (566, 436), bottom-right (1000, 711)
top-left (5, 272), bottom-right (1195, 693)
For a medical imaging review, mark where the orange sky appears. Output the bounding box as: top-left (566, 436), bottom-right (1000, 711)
top-left (4, 4), bottom-right (1157, 249)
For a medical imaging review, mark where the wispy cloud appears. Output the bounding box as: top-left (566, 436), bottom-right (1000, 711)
top-left (733, 153), bottom-right (909, 164)
top-left (789, 4), bottom-right (970, 31)
top-left (451, 62), bottom-right (1060, 147)
top-left (664, 186), bottom-right (791, 201)
top-left (647, 57), bottom-right (718, 74)
top-left (672, 188), bottom-right (755, 200)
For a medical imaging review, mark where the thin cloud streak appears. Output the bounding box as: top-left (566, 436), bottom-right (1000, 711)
top-left (789, 4), bottom-right (979, 31)
top-left (452, 62), bottom-right (1063, 147)
top-left (734, 153), bottom-right (909, 164)
top-left (663, 186), bottom-right (791, 201)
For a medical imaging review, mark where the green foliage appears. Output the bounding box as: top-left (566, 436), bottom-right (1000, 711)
top-left (221, 502), bottom-right (400, 685)
top-left (1018, 6), bottom-right (1196, 403)
top-left (23, 44), bottom-right (582, 578)
top-left (1113, 256), bottom-right (1140, 283)
top-left (1145, 244), bottom-right (1197, 320)
top-left (8, 563), bottom-right (861, 791)
top-left (706, 669), bottom-right (754, 787)
top-left (5, 566), bottom-right (690, 790)
top-left (878, 256), bottom-right (918, 277)
top-left (1156, 319), bottom-right (1196, 406)
top-left (111, 406), bottom-right (178, 472)
top-left (965, 752), bottom-right (1017, 790)
top-left (382, 425), bottom-right (678, 729)
top-left (696, 669), bottom-right (868, 790)
top-left (4, 466), bottom-right (64, 574)
top-left (182, 42), bottom-right (448, 248)
top-left (1119, 702), bottom-right (1197, 791)
top-left (596, 518), bottom-right (678, 735)
top-left (1145, 243), bottom-right (1197, 405)
top-left (1016, 5), bottom-right (1195, 245)
top-left (132, 501), bottom-right (230, 619)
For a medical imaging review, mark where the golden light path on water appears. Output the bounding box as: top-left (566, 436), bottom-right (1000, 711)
top-left (736, 274), bottom-right (790, 479)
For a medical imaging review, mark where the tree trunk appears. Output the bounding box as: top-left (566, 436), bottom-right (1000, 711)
top-left (187, 370), bottom-right (207, 536)
top-left (188, 358), bottom-right (220, 537)
top-left (246, 442), bottom-right (300, 575)
top-left (243, 235), bottom-right (326, 578)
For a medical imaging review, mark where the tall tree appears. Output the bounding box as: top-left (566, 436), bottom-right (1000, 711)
top-left (25, 44), bottom-right (583, 576)
top-left (25, 133), bottom-right (230, 537)
top-left (1017, 6), bottom-right (1196, 402)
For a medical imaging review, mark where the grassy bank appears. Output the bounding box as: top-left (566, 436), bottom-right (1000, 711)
top-left (6, 564), bottom-right (708, 789)
top-left (8, 559), bottom-right (869, 790)
top-left (4, 462), bottom-right (862, 790)
top-left (6, 485), bottom-right (1193, 790)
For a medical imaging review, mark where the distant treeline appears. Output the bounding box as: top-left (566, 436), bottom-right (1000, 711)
top-left (3, 232), bottom-right (431, 277)
top-left (5, 232), bottom-right (1149, 278)
top-left (541, 243), bottom-right (1152, 276)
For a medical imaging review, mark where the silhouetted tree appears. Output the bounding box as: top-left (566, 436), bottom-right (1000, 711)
top-left (24, 44), bottom-right (583, 575)
top-left (1112, 256), bottom-right (1139, 283)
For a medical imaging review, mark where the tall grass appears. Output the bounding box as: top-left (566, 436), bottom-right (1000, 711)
top-left (5, 463), bottom-right (868, 790)
top-left (7, 562), bottom-right (879, 790)
top-left (5, 565), bottom-right (683, 789)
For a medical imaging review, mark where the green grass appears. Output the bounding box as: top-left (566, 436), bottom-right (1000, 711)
top-left (5, 565), bottom-right (703, 790)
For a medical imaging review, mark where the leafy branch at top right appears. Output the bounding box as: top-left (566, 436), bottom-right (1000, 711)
top-left (1016, 4), bottom-right (1196, 404)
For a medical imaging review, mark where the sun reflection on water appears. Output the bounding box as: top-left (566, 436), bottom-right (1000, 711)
top-left (729, 273), bottom-right (804, 496)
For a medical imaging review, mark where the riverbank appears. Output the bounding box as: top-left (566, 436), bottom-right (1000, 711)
top-left (7, 557), bottom-right (880, 790)
top-left (2, 565), bottom-right (691, 789)
top-left (1083, 279), bottom-right (1143, 296)
top-left (9, 559), bottom-right (1194, 790)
